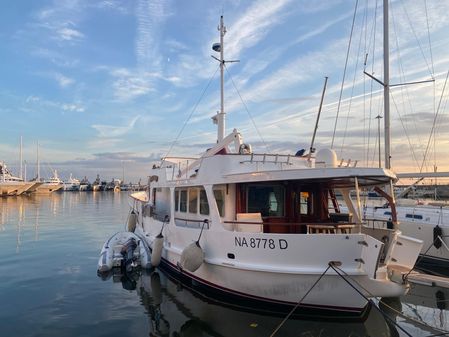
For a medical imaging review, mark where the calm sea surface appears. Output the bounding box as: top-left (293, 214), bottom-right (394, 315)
top-left (0, 192), bottom-right (448, 337)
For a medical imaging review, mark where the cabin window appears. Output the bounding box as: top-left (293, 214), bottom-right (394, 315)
top-left (189, 188), bottom-right (198, 214)
top-left (180, 190), bottom-right (187, 212)
top-left (299, 191), bottom-right (312, 215)
top-left (175, 190), bottom-right (179, 211)
top-left (200, 189), bottom-right (209, 215)
top-left (384, 211), bottom-right (392, 216)
top-left (213, 189), bottom-right (225, 217)
top-left (247, 185), bottom-right (284, 217)
top-left (405, 213), bottom-right (423, 220)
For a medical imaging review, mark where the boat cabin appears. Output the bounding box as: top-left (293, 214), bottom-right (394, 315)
top-left (149, 178), bottom-right (361, 235)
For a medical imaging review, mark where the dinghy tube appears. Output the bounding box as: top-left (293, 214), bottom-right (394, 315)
top-left (97, 231), bottom-right (151, 273)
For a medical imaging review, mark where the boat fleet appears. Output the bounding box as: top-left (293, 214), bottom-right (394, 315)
top-left (0, 161), bottom-right (144, 196)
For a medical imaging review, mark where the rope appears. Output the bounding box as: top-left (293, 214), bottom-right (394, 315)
top-left (419, 71), bottom-right (449, 173)
top-left (390, 93), bottom-right (422, 169)
top-left (161, 65), bottom-right (220, 163)
top-left (328, 263), bottom-right (414, 337)
top-left (399, 0), bottom-right (434, 78)
top-left (339, 1), bottom-right (365, 158)
top-left (224, 64), bottom-right (268, 150)
top-left (401, 233), bottom-right (449, 288)
top-left (269, 265), bottom-right (331, 337)
top-left (390, 5), bottom-right (428, 171)
top-left (365, 0), bottom-right (379, 166)
top-left (377, 297), bottom-right (449, 336)
top-left (331, 0), bottom-right (359, 149)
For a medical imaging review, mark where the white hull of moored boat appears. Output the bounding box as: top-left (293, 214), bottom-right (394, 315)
top-left (365, 205), bottom-right (449, 273)
top-left (0, 181), bottom-right (36, 196)
top-left (135, 217), bottom-right (420, 312)
top-left (35, 183), bottom-right (64, 194)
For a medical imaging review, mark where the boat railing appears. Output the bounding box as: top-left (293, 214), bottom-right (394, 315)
top-left (223, 220), bottom-right (357, 234)
top-left (165, 158), bottom-right (204, 181)
top-left (364, 217), bottom-right (393, 229)
top-left (238, 153), bottom-right (295, 166)
top-left (174, 217), bottom-right (210, 229)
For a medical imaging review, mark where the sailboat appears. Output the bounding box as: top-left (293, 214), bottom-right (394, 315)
top-left (123, 15), bottom-right (424, 316)
top-left (356, 1), bottom-right (449, 275)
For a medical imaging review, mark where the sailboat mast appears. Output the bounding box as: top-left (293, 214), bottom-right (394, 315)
top-left (383, 0), bottom-right (391, 169)
top-left (37, 141), bottom-right (40, 181)
top-left (217, 16), bottom-right (226, 142)
top-left (20, 136), bottom-right (23, 180)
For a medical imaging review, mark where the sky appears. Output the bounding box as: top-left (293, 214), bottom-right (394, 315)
top-left (1, 0), bottom-right (449, 183)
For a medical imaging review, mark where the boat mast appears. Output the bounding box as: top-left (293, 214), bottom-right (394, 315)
top-left (383, 0), bottom-right (391, 169)
top-left (308, 77), bottom-right (328, 162)
top-left (20, 136), bottom-right (23, 180)
top-left (217, 16), bottom-right (226, 142)
top-left (37, 141), bottom-right (40, 181)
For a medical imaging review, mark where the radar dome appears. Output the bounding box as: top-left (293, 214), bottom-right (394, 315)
top-left (315, 149), bottom-right (337, 168)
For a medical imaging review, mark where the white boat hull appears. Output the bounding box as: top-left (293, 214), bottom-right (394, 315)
top-left (35, 183), bottom-right (64, 194)
top-left (136, 218), bottom-right (419, 313)
top-left (0, 181), bottom-right (36, 196)
top-left (366, 205), bottom-right (449, 273)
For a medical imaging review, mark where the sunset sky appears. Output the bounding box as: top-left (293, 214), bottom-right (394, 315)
top-left (1, 0), bottom-right (448, 183)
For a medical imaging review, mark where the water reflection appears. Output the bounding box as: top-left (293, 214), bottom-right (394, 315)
top-left (101, 268), bottom-right (399, 337)
top-left (0, 192), bottom-right (128, 251)
top-left (400, 283), bottom-right (449, 335)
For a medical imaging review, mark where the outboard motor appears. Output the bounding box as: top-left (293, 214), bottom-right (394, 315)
top-left (121, 238), bottom-right (138, 273)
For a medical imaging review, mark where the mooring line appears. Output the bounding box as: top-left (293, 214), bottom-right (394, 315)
top-left (331, 263), bottom-right (449, 337)
top-left (268, 265), bottom-right (331, 337)
top-left (333, 264), bottom-right (449, 336)
top-left (404, 234), bottom-right (449, 280)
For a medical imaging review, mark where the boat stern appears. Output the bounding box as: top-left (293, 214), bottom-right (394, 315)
top-left (384, 233), bottom-right (423, 286)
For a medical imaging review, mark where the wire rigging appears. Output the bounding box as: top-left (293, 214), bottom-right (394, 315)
top-left (399, 0), bottom-right (435, 79)
top-left (161, 65), bottom-right (220, 162)
top-left (419, 71), bottom-right (449, 173)
top-left (331, 0), bottom-right (359, 149)
top-left (224, 64), bottom-right (268, 150)
top-left (365, 0), bottom-right (379, 166)
top-left (389, 3), bottom-right (426, 170)
top-left (340, 3), bottom-right (366, 158)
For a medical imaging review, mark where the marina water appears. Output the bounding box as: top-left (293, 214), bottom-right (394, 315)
top-left (0, 192), bottom-right (448, 337)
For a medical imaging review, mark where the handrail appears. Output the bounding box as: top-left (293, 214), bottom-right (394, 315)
top-left (223, 220), bottom-right (357, 227)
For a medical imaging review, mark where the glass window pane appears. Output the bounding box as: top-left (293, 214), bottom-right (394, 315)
top-left (189, 188), bottom-right (198, 214)
top-left (200, 189), bottom-right (209, 215)
top-left (213, 189), bottom-right (225, 217)
top-left (247, 185), bottom-right (284, 217)
top-left (300, 191), bottom-right (312, 215)
top-left (180, 190), bottom-right (187, 212)
top-left (175, 190), bottom-right (179, 211)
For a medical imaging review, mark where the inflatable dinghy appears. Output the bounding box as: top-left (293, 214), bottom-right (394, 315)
top-left (97, 232), bottom-right (151, 273)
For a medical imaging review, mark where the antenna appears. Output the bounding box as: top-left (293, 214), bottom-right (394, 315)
top-left (211, 16), bottom-right (239, 142)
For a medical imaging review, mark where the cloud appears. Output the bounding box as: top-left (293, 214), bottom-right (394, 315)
top-left (111, 70), bottom-right (155, 100)
top-left (90, 1), bottom-right (130, 14)
top-left (54, 72), bottom-right (75, 87)
top-left (135, 0), bottom-right (171, 70)
top-left (91, 115), bottom-right (140, 138)
top-left (62, 103), bottom-right (85, 112)
top-left (225, 0), bottom-right (293, 59)
top-left (26, 96), bottom-right (40, 103)
top-left (57, 27), bottom-right (84, 41)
